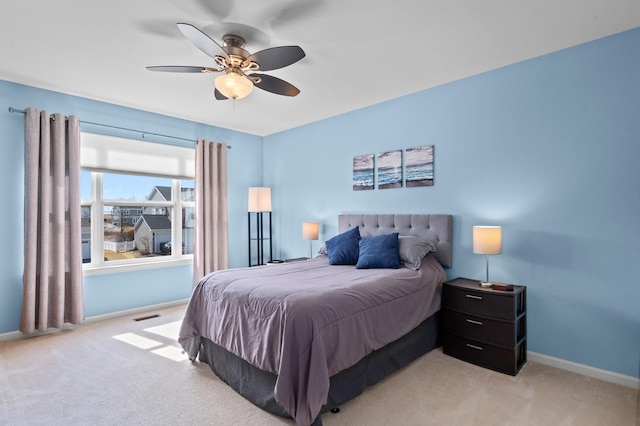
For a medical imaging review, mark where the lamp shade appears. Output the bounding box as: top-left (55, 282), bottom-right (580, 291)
top-left (302, 222), bottom-right (319, 240)
top-left (248, 187), bottom-right (271, 212)
top-left (473, 226), bottom-right (502, 255)
top-left (215, 71), bottom-right (253, 99)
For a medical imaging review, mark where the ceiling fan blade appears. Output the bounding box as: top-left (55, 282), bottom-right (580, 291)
top-left (177, 22), bottom-right (229, 60)
top-left (214, 88), bottom-right (229, 100)
top-left (251, 73), bottom-right (300, 97)
top-left (246, 46), bottom-right (305, 71)
top-left (147, 66), bottom-right (212, 73)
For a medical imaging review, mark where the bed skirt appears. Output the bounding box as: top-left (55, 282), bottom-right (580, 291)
top-left (198, 310), bottom-right (442, 425)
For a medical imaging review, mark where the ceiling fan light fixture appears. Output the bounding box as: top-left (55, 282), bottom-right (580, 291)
top-left (148, 23), bottom-right (304, 100)
top-left (215, 71), bottom-right (253, 99)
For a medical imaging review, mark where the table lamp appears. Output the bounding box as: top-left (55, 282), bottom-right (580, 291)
top-left (473, 225), bottom-right (502, 286)
top-left (302, 222), bottom-right (319, 259)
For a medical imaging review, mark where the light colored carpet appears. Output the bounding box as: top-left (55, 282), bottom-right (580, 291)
top-left (0, 304), bottom-right (637, 426)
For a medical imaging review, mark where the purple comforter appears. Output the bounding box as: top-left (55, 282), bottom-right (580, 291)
top-left (178, 254), bottom-right (446, 425)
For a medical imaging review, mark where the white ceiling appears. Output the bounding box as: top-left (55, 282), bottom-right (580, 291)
top-left (1, 0), bottom-right (639, 136)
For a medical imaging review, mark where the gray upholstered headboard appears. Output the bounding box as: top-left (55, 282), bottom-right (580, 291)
top-left (338, 214), bottom-right (453, 268)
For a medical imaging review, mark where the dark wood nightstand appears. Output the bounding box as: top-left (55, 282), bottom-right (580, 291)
top-left (442, 277), bottom-right (527, 375)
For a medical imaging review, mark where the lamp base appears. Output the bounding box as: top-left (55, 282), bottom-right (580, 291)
top-left (479, 281), bottom-right (493, 288)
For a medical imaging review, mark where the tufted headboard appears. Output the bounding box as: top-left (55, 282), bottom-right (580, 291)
top-left (338, 214), bottom-right (453, 268)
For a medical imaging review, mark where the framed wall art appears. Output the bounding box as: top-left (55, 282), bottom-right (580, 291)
top-left (353, 154), bottom-right (374, 191)
top-left (405, 145), bottom-right (434, 187)
top-left (377, 150), bottom-right (402, 189)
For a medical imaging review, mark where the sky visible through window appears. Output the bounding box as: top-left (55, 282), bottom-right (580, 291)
top-left (81, 171), bottom-right (193, 200)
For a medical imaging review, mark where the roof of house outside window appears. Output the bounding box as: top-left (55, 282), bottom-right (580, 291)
top-left (149, 186), bottom-right (195, 202)
top-left (135, 214), bottom-right (171, 231)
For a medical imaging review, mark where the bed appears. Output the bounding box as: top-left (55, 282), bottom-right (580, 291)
top-left (179, 214), bottom-right (452, 426)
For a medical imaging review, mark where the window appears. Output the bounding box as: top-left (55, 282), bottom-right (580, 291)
top-left (80, 133), bottom-right (195, 274)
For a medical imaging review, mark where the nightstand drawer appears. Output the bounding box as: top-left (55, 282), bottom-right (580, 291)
top-left (443, 309), bottom-right (524, 347)
top-left (443, 333), bottom-right (526, 376)
top-left (443, 285), bottom-right (515, 320)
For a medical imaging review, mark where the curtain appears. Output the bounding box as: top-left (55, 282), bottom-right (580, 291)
top-left (21, 108), bottom-right (84, 333)
top-left (193, 139), bottom-right (229, 284)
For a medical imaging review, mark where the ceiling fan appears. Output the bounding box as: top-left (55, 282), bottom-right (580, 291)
top-left (147, 23), bottom-right (305, 100)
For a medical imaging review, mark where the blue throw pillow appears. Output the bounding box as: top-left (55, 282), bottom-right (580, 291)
top-left (356, 232), bottom-right (400, 269)
top-left (325, 226), bottom-right (361, 265)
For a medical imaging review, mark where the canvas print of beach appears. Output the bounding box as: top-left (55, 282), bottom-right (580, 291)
top-left (405, 145), bottom-right (434, 187)
top-left (353, 154), bottom-right (374, 190)
top-left (377, 150), bottom-right (402, 189)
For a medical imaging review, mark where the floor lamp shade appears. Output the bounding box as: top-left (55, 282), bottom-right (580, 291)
top-left (248, 187), bottom-right (271, 212)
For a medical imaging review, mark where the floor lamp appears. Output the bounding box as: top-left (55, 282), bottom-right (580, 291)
top-left (248, 187), bottom-right (272, 266)
top-left (473, 225), bottom-right (502, 287)
top-left (302, 222), bottom-right (319, 259)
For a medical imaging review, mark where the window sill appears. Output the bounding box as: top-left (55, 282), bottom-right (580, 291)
top-left (82, 257), bottom-right (193, 276)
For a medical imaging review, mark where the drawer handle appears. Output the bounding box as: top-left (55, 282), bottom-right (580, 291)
top-left (466, 319), bottom-right (483, 326)
top-left (466, 343), bottom-right (483, 351)
top-left (465, 294), bottom-right (483, 300)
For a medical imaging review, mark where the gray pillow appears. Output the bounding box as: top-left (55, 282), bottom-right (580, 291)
top-left (398, 236), bottom-right (436, 270)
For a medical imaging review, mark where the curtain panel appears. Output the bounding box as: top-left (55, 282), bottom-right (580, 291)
top-left (193, 140), bottom-right (229, 284)
top-left (21, 108), bottom-right (84, 333)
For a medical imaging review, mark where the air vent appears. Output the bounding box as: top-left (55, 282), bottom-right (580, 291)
top-left (133, 314), bottom-right (160, 322)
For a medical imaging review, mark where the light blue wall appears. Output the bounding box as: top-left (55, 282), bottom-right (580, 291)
top-left (0, 80), bottom-right (263, 332)
top-left (263, 28), bottom-right (640, 377)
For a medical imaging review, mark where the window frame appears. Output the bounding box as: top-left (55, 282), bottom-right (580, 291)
top-left (82, 171), bottom-right (194, 276)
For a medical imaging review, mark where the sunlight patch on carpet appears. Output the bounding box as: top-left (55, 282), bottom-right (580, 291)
top-left (152, 345), bottom-right (189, 362)
top-left (144, 320), bottom-right (182, 340)
top-left (112, 321), bottom-right (187, 361)
top-left (113, 332), bottom-right (162, 349)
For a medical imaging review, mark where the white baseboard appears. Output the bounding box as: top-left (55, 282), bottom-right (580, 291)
top-left (528, 351), bottom-right (639, 390)
top-left (0, 331), bottom-right (22, 342)
top-left (84, 298), bottom-right (189, 323)
top-left (0, 299), bottom-right (189, 343)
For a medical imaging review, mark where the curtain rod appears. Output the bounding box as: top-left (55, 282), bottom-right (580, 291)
top-left (8, 107), bottom-right (231, 149)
